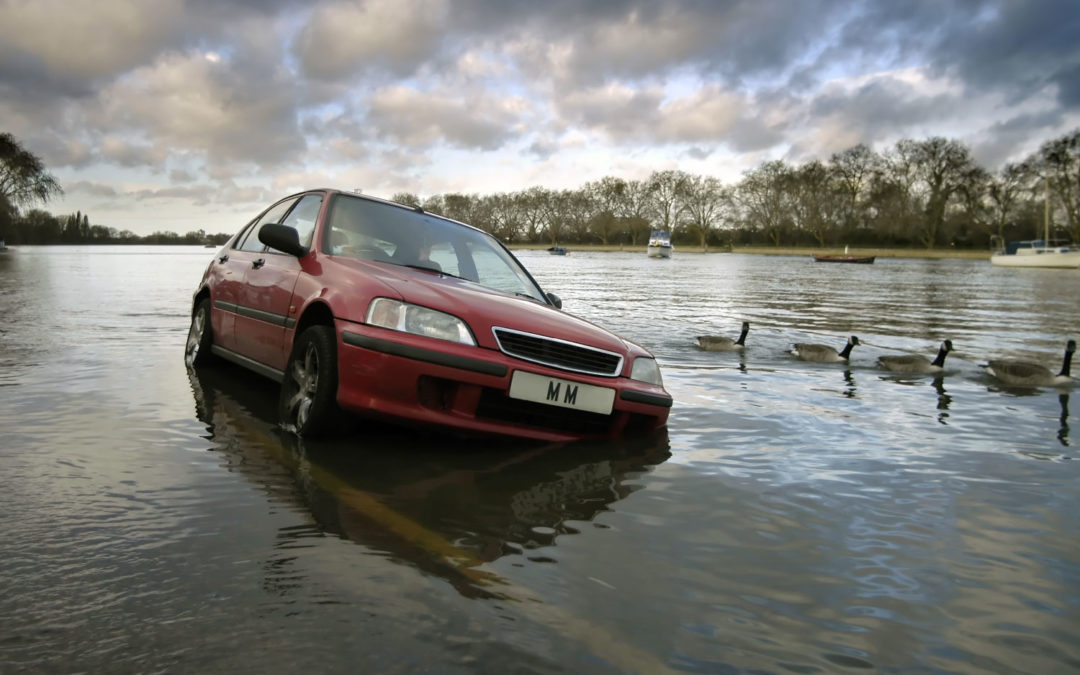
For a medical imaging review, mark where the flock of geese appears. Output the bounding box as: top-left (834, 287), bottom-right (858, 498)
top-left (696, 321), bottom-right (1076, 387)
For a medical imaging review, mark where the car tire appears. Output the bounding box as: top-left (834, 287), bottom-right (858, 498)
top-left (279, 325), bottom-right (340, 438)
top-left (184, 298), bottom-right (215, 368)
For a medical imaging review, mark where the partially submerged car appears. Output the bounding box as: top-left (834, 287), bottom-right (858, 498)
top-left (184, 189), bottom-right (672, 441)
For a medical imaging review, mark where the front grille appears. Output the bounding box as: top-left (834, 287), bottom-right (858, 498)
top-left (475, 389), bottom-right (614, 436)
top-left (493, 328), bottom-right (623, 376)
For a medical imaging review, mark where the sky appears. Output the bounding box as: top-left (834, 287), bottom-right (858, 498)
top-left (2, 0), bottom-right (1079, 236)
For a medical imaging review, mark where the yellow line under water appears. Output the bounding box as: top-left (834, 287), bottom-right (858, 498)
top-left (229, 420), bottom-right (672, 672)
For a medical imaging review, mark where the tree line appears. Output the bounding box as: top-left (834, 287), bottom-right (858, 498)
top-left (393, 130), bottom-right (1080, 250)
top-left (4, 208), bottom-right (231, 246)
top-left (3, 129), bottom-right (1079, 249)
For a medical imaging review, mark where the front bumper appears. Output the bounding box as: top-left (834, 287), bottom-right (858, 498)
top-left (335, 321), bottom-right (672, 442)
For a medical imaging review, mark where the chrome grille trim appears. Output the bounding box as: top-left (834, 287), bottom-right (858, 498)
top-left (492, 327), bottom-right (624, 377)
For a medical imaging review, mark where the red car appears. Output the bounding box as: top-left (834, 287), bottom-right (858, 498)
top-left (185, 189), bottom-right (672, 441)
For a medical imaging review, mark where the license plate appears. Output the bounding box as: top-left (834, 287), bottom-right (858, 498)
top-left (508, 371), bottom-right (615, 415)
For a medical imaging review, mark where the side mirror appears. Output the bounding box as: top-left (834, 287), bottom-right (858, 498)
top-left (546, 292), bottom-right (562, 309)
top-left (259, 223), bottom-right (307, 258)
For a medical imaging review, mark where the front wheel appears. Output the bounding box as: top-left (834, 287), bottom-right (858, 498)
top-left (184, 298), bottom-right (215, 368)
top-left (279, 325), bottom-right (341, 438)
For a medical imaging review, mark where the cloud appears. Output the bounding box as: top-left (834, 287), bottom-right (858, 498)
top-left (91, 50), bottom-right (306, 171)
top-left (0, 0), bottom-right (1076, 235)
top-left (366, 85), bottom-right (525, 150)
top-left (292, 0), bottom-right (450, 80)
top-left (67, 181), bottom-right (119, 198)
top-left (0, 0), bottom-right (185, 97)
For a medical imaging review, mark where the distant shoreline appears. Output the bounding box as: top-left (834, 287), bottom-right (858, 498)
top-left (511, 244), bottom-right (991, 260)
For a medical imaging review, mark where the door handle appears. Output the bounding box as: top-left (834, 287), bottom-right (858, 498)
top-left (218, 254), bottom-right (229, 263)
top-left (252, 258), bottom-right (265, 269)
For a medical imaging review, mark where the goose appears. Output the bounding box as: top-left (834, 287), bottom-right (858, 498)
top-left (791, 335), bottom-right (859, 363)
top-left (878, 339), bottom-right (953, 373)
top-left (986, 339), bottom-right (1075, 386)
top-left (696, 321), bottom-right (750, 352)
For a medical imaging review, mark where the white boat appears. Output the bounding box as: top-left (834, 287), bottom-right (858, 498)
top-left (990, 178), bottom-right (1080, 268)
top-left (990, 238), bottom-right (1080, 268)
top-left (647, 230), bottom-right (672, 258)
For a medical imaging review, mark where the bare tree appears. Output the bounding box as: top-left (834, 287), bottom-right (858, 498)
top-left (829, 144), bottom-right (880, 239)
top-left (515, 187), bottom-right (550, 243)
top-left (647, 170), bottom-right (691, 235)
top-left (586, 176), bottom-right (627, 244)
top-left (484, 193), bottom-right (522, 242)
top-left (896, 137), bottom-right (979, 248)
top-left (390, 191), bottom-right (421, 207)
top-left (737, 160), bottom-right (791, 246)
top-left (621, 179), bottom-right (654, 245)
top-left (1035, 130), bottom-right (1080, 242)
top-left (789, 160), bottom-right (841, 246)
top-left (681, 175), bottom-right (730, 250)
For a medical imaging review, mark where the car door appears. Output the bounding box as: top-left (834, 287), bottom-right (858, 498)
top-left (222, 197), bottom-right (299, 360)
top-left (204, 225), bottom-right (255, 352)
top-left (236, 193), bottom-right (324, 371)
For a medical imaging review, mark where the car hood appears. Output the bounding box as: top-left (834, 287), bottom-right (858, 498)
top-left (369, 264), bottom-right (637, 355)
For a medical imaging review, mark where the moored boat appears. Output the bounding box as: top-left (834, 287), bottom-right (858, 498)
top-left (814, 254), bottom-right (875, 264)
top-left (991, 178), bottom-right (1080, 268)
top-left (990, 238), bottom-right (1080, 268)
top-left (647, 230), bottom-right (672, 258)
top-left (813, 246), bottom-right (873, 264)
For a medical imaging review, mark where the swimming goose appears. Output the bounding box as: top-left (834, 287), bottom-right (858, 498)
top-left (791, 335), bottom-right (859, 362)
top-left (878, 339), bottom-right (953, 373)
top-left (986, 339), bottom-right (1075, 386)
top-left (696, 321), bottom-right (750, 352)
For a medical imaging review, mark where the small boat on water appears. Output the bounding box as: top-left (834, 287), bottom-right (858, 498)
top-left (647, 230), bottom-right (672, 258)
top-left (813, 246), bottom-right (874, 264)
top-left (814, 254), bottom-right (875, 264)
top-left (547, 246), bottom-right (569, 256)
top-left (991, 178), bottom-right (1080, 268)
top-left (990, 238), bottom-right (1080, 268)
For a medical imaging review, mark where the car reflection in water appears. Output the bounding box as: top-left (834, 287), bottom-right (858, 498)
top-left (187, 363), bottom-right (671, 601)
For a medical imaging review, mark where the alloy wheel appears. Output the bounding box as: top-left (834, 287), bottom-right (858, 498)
top-left (285, 343), bottom-right (319, 428)
top-left (184, 311), bottom-right (205, 368)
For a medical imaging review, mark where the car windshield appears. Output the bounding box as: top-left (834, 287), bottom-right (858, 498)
top-left (323, 194), bottom-right (547, 302)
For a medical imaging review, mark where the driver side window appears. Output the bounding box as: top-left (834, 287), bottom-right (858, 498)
top-left (278, 194), bottom-right (323, 249)
top-left (238, 198), bottom-right (298, 252)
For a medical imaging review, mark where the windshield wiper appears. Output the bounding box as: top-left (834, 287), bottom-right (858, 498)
top-left (396, 263), bottom-right (468, 281)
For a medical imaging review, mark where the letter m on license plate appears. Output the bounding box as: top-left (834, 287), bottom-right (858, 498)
top-left (508, 371), bottom-right (615, 415)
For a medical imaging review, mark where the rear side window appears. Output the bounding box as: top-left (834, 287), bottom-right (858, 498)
top-left (237, 198), bottom-right (298, 252)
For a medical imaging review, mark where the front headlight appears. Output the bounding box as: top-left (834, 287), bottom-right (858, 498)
top-left (366, 298), bottom-right (476, 346)
top-left (630, 357), bottom-right (663, 386)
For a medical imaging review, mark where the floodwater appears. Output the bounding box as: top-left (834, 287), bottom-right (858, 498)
top-left (2, 245), bottom-right (1079, 673)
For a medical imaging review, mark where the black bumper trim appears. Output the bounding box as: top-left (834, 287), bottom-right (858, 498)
top-left (620, 389), bottom-right (673, 408)
top-left (343, 331), bottom-right (508, 377)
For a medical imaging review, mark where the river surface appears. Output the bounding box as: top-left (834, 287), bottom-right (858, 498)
top-left (1, 245), bottom-right (1078, 673)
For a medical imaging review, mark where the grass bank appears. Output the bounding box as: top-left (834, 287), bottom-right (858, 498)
top-left (510, 243), bottom-right (990, 260)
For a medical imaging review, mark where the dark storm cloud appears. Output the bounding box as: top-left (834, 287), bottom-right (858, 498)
top-left (928, 0), bottom-right (1080, 105)
top-left (449, 0), bottom-right (844, 84)
top-left (809, 77), bottom-right (957, 134)
top-left (2, 0), bottom-right (1077, 188)
top-left (970, 110), bottom-right (1067, 168)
